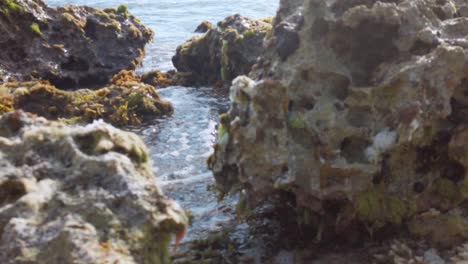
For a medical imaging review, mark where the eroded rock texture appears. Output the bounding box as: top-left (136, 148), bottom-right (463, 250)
top-left (209, 0), bottom-right (468, 247)
top-left (172, 14), bottom-right (272, 87)
top-left (0, 0), bottom-right (153, 89)
top-left (0, 111), bottom-right (186, 263)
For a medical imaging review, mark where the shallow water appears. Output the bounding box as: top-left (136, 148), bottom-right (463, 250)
top-left (135, 87), bottom-right (235, 241)
top-left (47, 0), bottom-right (278, 242)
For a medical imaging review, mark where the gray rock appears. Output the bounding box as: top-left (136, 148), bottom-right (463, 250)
top-left (275, 14), bottom-right (303, 61)
top-left (0, 111), bottom-right (187, 263)
top-left (209, 0), bottom-right (468, 246)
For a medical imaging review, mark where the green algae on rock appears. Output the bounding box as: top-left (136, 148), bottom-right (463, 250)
top-left (0, 0), bottom-right (153, 89)
top-left (209, 0), bottom-right (468, 251)
top-left (29, 22), bottom-right (41, 36)
top-left (0, 71), bottom-right (173, 126)
top-left (0, 0), bottom-right (22, 14)
top-left (172, 14), bottom-right (272, 87)
top-left (114, 69), bottom-right (192, 89)
top-left (0, 111), bottom-right (187, 263)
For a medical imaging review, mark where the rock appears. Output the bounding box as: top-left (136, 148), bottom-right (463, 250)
top-left (172, 14), bottom-right (272, 87)
top-left (408, 210), bottom-right (468, 248)
top-left (274, 14), bottom-right (303, 61)
top-left (0, 70), bottom-right (173, 126)
top-left (0, 0), bottom-right (153, 89)
top-left (451, 242), bottom-right (468, 262)
top-left (141, 70), bottom-right (174, 88)
top-left (140, 70), bottom-right (193, 88)
top-left (0, 111), bottom-right (187, 263)
top-left (194, 20), bottom-right (213, 33)
top-left (209, 0), bottom-right (468, 247)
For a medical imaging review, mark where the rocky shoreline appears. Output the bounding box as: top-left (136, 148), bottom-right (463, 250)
top-left (1, 0), bottom-right (468, 263)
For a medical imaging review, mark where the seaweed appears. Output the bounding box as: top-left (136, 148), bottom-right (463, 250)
top-left (117, 4), bottom-right (128, 19)
top-left (0, 0), bottom-right (23, 15)
top-left (0, 71), bottom-right (173, 127)
top-left (30, 23), bottom-right (42, 36)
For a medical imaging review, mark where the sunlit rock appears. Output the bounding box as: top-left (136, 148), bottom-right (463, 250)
top-left (0, 111), bottom-right (186, 263)
top-left (173, 14), bottom-right (272, 87)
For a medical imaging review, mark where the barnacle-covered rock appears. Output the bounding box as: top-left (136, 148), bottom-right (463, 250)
top-left (0, 0), bottom-right (153, 89)
top-left (0, 71), bottom-right (173, 126)
top-left (0, 111), bottom-right (187, 263)
top-left (172, 14), bottom-right (272, 87)
top-left (209, 0), bottom-right (468, 247)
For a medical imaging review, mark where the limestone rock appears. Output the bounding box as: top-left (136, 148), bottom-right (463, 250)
top-left (0, 111), bottom-right (187, 263)
top-left (172, 14), bottom-right (272, 87)
top-left (209, 0), bottom-right (468, 246)
top-left (0, 0), bottom-right (153, 89)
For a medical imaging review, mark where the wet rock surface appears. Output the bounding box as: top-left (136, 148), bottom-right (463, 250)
top-left (141, 70), bottom-right (193, 89)
top-left (194, 21), bottom-right (213, 33)
top-left (0, 0), bottom-right (153, 89)
top-left (0, 70), bottom-right (173, 126)
top-left (0, 111), bottom-right (187, 263)
top-left (209, 0), bottom-right (468, 260)
top-left (172, 14), bottom-right (272, 87)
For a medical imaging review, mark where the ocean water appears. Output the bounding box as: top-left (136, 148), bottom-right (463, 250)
top-left (47, 0), bottom-right (279, 244)
top-left (47, 0), bottom-right (278, 71)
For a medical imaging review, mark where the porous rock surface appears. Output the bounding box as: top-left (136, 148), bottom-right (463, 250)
top-left (172, 14), bottom-right (272, 87)
top-left (209, 0), bottom-right (468, 247)
top-left (0, 111), bottom-right (186, 263)
top-left (0, 0), bottom-right (153, 89)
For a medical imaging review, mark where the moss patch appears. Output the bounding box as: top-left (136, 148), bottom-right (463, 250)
top-left (30, 23), bottom-right (42, 36)
top-left (117, 4), bottom-right (129, 19)
top-left (288, 112), bottom-right (306, 129)
top-left (0, 0), bottom-right (23, 14)
top-left (354, 187), bottom-right (417, 230)
top-left (409, 213), bottom-right (468, 248)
